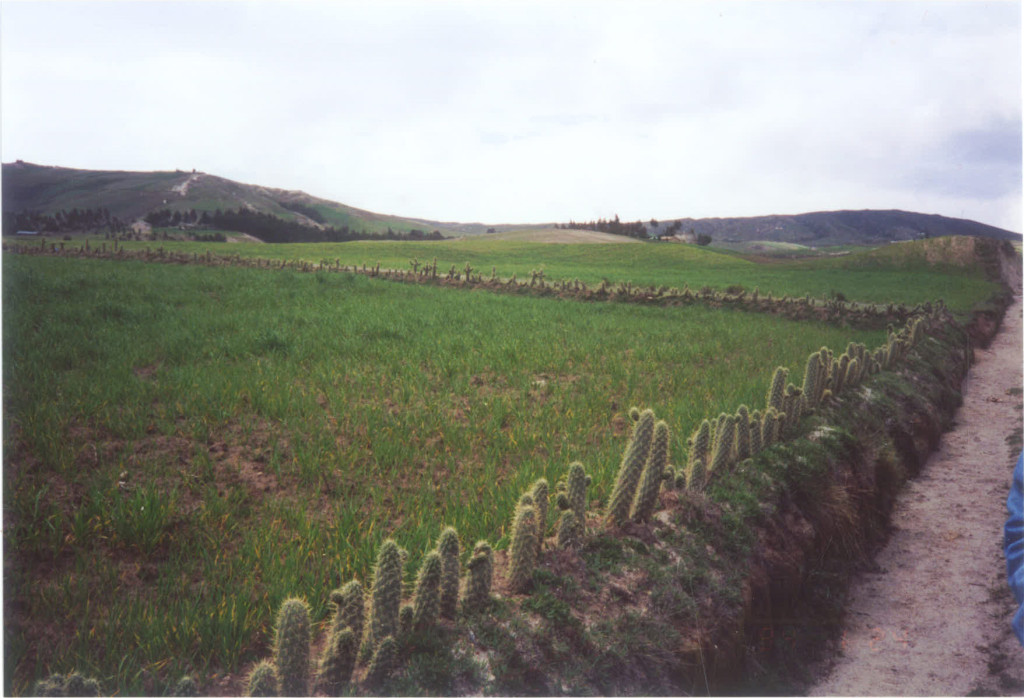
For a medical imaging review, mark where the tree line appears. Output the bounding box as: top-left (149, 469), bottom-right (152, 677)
top-left (555, 216), bottom-right (711, 245)
top-left (555, 214), bottom-right (648, 239)
top-left (143, 207), bottom-right (446, 243)
top-left (2, 207), bottom-right (130, 235)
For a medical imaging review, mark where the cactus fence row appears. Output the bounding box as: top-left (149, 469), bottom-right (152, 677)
top-left (3, 240), bottom-right (928, 330)
top-left (231, 305), bottom-right (944, 695)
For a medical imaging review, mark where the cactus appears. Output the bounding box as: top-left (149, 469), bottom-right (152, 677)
top-left (631, 420), bottom-right (670, 522)
top-left (801, 352), bottom-right (821, 411)
top-left (662, 464), bottom-right (676, 490)
top-left (685, 419), bottom-right (712, 489)
top-left (436, 527), bottom-right (460, 620)
top-left (173, 676), bottom-right (199, 697)
top-left (364, 635), bottom-right (398, 689)
top-left (247, 660), bottom-right (278, 697)
top-left (766, 367), bottom-right (788, 413)
top-left (274, 597), bottom-right (311, 697)
top-left (463, 540), bottom-right (493, 611)
top-left (749, 409), bottom-right (763, 456)
top-left (836, 354), bottom-right (850, 393)
top-left (335, 579), bottom-right (365, 641)
top-left (399, 604), bottom-right (414, 635)
top-left (317, 627), bottom-right (357, 696)
top-left (530, 478), bottom-right (549, 559)
top-left (507, 499), bottom-right (539, 593)
top-left (412, 550), bottom-right (442, 630)
top-left (782, 385), bottom-right (802, 432)
top-left (846, 357), bottom-right (861, 388)
top-left (33, 673), bottom-right (101, 697)
top-left (563, 462), bottom-right (589, 527)
top-left (604, 409), bottom-right (656, 525)
top-left (366, 539), bottom-right (405, 650)
top-left (761, 409), bottom-right (776, 447)
top-left (556, 508), bottom-right (582, 548)
top-left (735, 406), bottom-right (751, 461)
top-left (709, 414), bottom-right (735, 474)
top-left (555, 462), bottom-right (589, 547)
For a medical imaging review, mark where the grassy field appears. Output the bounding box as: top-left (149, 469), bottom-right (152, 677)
top-left (46, 234), bottom-right (1001, 314)
top-left (3, 233), bottom-right (1006, 694)
top-left (0, 249), bottom-right (916, 694)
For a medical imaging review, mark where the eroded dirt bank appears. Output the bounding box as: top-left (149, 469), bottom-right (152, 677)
top-left (809, 288), bottom-right (1023, 694)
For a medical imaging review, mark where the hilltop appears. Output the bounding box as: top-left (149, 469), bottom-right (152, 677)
top-left (1, 161), bottom-right (499, 241)
top-left (3, 160), bottom-right (1019, 246)
top-left (654, 209), bottom-right (1020, 247)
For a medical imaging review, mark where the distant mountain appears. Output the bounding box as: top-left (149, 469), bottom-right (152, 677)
top-left (1, 160), bottom-right (489, 239)
top-left (656, 209), bottom-right (1020, 247)
top-left (4, 160), bottom-right (1018, 246)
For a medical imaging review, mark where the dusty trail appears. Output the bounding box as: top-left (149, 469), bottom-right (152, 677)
top-left (810, 286), bottom-right (1024, 695)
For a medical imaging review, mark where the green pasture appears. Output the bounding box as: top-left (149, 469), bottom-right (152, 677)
top-left (56, 234), bottom-right (999, 314)
top-left (1, 252), bottom-right (905, 694)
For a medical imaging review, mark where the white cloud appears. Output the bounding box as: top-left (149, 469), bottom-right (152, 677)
top-left (2, 0), bottom-right (1019, 231)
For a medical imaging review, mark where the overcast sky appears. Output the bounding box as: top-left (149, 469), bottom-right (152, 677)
top-left (2, 1), bottom-right (1021, 231)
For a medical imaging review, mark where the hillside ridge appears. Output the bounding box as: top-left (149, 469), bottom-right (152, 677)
top-left (3, 160), bottom-right (1019, 246)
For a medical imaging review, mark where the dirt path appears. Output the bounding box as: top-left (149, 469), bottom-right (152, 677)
top-left (810, 287), bottom-right (1024, 695)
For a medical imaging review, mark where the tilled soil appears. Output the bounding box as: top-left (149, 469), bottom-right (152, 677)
top-left (810, 289), bottom-right (1024, 695)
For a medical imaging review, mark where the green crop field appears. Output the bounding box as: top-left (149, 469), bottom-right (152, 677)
top-left (61, 234), bottom-right (999, 314)
top-left (0, 238), bottom-right (1002, 695)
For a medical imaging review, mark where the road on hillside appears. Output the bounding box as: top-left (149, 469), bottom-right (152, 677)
top-left (809, 278), bottom-right (1024, 695)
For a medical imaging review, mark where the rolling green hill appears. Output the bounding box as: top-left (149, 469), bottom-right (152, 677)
top-left (1, 161), bottom-right (486, 239)
top-left (4, 160), bottom-right (1019, 246)
top-left (657, 209), bottom-right (1020, 247)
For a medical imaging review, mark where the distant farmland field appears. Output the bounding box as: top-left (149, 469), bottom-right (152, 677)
top-left (1, 238), bottom-right (1001, 694)
top-left (96, 235), bottom-right (999, 313)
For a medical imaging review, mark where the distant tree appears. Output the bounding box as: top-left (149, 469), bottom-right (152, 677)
top-left (487, 227), bottom-right (496, 234)
top-left (696, 233), bottom-right (712, 246)
top-left (650, 218), bottom-right (659, 228)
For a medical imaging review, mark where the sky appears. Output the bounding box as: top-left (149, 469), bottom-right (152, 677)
top-left (1, 1), bottom-right (1021, 231)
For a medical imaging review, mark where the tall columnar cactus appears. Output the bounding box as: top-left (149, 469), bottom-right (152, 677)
top-left (530, 478), bottom-right (549, 559)
top-left (836, 354), bottom-right (850, 393)
top-left (317, 627), bottom-right (357, 696)
top-left (507, 499), bottom-right (539, 593)
top-left (604, 409), bottom-right (656, 525)
top-left (399, 605), bottom-right (414, 635)
top-left (412, 551), bottom-right (442, 631)
top-left (556, 508), bottom-right (582, 548)
top-left (274, 597), bottom-right (311, 697)
top-left (685, 419), bottom-right (712, 489)
top-left (335, 579), bottom-right (364, 641)
top-left (709, 415), bottom-right (735, 474)
top-left (436, 527), bottom-right (460, 620)
top-left (366, 539), bottom-right (404, 649)
top-left (766, 367), bottom-right (788, 413)
top-left (555, 462), bottom-right (589, 547)
top-left (846, 357), bottom-right (861, 388)
top-left (761, 407), bottom-right (780, 447)
top-left (464, 540), bottom-right (493, 610)
top-left (801, 352), bottom-right (821, 412)
top-left (364, 635), bottom-right (398, 689)
top-left (734, 406), bottom-right (751, 461)
top-left (246, 660), bottom-right (278, 697)
top-left (910, 317), bottom-right (924, 344)
top-left (749, 409), bottom-right (763, 456)
top-left (631, 419), bottom-right (670, 522)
